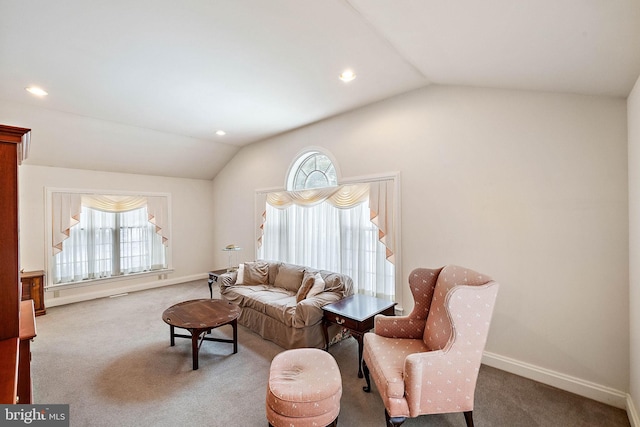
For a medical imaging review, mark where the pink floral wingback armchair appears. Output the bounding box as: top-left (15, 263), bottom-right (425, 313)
top-left (362, 265), bottom-right (499, 427)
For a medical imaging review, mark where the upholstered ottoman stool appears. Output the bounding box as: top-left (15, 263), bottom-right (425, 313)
top-left (266, 348), bottom-right (342, 427)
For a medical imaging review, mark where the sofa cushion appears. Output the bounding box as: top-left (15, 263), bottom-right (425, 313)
top-left (274, 264), bottom-right (305, 292)
top-left (242, 287), bottom-right (294, 316)
top-left (267, 262), bottom-right (281, 286)
top-left (220, 284), bottom-right (271, 306)
top-left (363, 334), bottom-right (429, 400)
top-left (296, 271), bottom-right (316, 303)
top-left (241, 261), bottom-right (269, 285)
top-left (264, 297), bottom-right (297, 327)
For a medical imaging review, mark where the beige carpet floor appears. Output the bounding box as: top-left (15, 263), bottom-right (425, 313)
top-left (30, 280), bottom-right (630, 426)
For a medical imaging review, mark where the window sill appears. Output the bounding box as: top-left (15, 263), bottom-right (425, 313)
top-left (45, 268), bottom-right (174, 291)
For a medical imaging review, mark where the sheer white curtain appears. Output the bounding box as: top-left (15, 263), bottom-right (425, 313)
top-left (54, 206), bottom-right (115, 283)
top-left (119, 207), bottom-right (166, 274)
top-left (259, 199), bottom-right (395, 299)
top-left (53, 205), bottom-right (166, 284)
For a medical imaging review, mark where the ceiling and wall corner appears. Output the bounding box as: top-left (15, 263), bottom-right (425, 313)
top-left (0, 1), bottom-right (639, 179)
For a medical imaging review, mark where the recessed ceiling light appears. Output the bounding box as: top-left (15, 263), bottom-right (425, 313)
top-left (216, 130), bottom-right (226, 136)
top-left (339, 70), bottom-right (356, 82)
top-left (25, 86), bottom-right (48, 97)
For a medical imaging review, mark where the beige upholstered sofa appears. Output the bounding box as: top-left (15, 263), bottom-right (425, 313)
top-left (219, 261), bottom-right (354, 349)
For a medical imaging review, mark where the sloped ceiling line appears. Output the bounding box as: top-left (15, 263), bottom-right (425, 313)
top-left (343, 0), bottom-right (432, 83)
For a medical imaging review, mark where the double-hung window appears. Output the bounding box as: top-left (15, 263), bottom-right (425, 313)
top-left (48, 191), bottom-right (170, 287)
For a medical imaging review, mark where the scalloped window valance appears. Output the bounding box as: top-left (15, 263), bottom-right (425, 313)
top-left (52, 192), bottom-right (170, 255)
top-left (257, 178), bottom-right (395, 263)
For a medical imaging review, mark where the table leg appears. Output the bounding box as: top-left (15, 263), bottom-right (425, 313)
top-left (191, 329), bottom-right (201, 370)
top-left (232, 319), bottom-right (238, 354)
top-left (322, 320), bottom-right (330, 351)
top-left (352, 331), bottom-right (364, 378)
top-left (169, 325), bottom-right (175, 346)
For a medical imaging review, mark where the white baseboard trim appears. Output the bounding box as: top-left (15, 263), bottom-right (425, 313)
top-left (45, 273), bottom-right (208, 307)
top-left (628, 394), bottom-right (639, 427)
top-left (482, 351), bottom-right (627, 409)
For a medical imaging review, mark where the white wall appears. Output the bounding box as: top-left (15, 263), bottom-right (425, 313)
top-left (212, 85), bottom-right (629, 405)
top-left (629, 75), bottom-right (640, 423)
top-left (19, 164), bottom-right (215, 305)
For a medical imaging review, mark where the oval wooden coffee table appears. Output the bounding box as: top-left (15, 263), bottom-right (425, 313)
top-left (162, 299), bottom-right (241, 370)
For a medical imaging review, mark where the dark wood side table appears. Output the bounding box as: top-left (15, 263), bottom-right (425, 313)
top-left (208, 269), bottom-right (228, 298)
top-left (21, 270), bottom-right (46, 316)
top-left (162, 299), bottom-right (241, 370)
top-left (322, 294), bottom-right (396, 378)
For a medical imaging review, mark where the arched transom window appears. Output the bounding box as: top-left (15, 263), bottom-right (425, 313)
top-left (288, 151), bottom-right (338, 190)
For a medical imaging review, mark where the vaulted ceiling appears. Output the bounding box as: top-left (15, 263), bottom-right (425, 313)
top-left (1, 1), bottom-right (639, 179)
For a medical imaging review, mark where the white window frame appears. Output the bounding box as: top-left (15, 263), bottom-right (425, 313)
top-left (44, 187), bottom-right (173, 290)
top-left (285, 147), bottom-right (343, 190)
top-left (286, 150), bottom-right (339, 190)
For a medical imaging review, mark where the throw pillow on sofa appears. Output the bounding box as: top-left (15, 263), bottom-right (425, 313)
top-left (306, 272), bottom-right (325, 298)
top-left (237, 261), bottom-right (269, 285)
top-left (296, 271), bottom-right (316, 303)
top-left (236, 263), bottom-right (245, 284)
top-left (274, 264), bottom-right (305, 292)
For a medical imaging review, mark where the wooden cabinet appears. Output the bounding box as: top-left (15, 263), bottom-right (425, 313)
top-left (0, 126), bottom-right (24, 342)
top-left (0, 338), bottom-right (19, 404)
top-left (21, 271), bottom-right (46, 316)
top-left (18, 300), bottom-right (36, 403)
top-left (0, 124), bottom-right (33, 404)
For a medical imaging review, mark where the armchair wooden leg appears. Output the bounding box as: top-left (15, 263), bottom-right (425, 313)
top-left (362, 359), bottom-right (371, 392)
top-left (385, 409), bottom-right (406, 427)
top-left (464, 411), bottom-right (474, 427)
